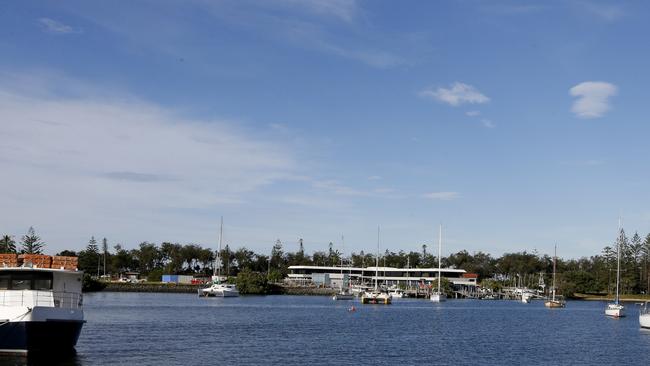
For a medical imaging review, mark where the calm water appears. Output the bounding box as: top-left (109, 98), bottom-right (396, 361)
top-left (5, 293), bottom-right (650, 365)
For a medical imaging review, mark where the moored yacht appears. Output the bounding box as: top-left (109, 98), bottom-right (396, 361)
top-left (387, 287), bottom-right (404, 298)
top-left (544, 245), bottom-right (566, 308)
top-left (0, 254), bottom-right (84, 355)
top-left (200, 282), bottom-right (239, 297)
top-left (605, 220), bottom-right (625, 318)
top-left (361, 227), bottom-right (392, 305)
top-left (200, 217), bottom-right (239, 298)
top-left (430, 224), bottom-right (446, 303)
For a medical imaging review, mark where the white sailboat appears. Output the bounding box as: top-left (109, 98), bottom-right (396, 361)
top-left (200, 217), bottom-right (239, 298)
top-left (361, 227), bottom-right (392, 305)
top-left (544, 245), bottom-right (565, 308)
top-left (430, 224), bottom-right (446, 303)
top-left (333, 237), bottom-right (354, 300)
top-left (605, 220), bottom-right (624, 318)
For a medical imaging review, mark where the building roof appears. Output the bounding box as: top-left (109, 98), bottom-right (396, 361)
top-left (288, 265), bottom-right (466, 273)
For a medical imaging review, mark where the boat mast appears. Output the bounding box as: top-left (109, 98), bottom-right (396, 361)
top-left (616, 218), bottom-right (621, 305)
top-left (216, 216), bottom-right (223, 283)
top-left (375, 226), bottom-right (379, 291)
top-left (437, 224), bottom-right (442, 293)
top-left (552, 245), bottom-right (557, 302)
top-left (340, 235), bottom-right (344, 291)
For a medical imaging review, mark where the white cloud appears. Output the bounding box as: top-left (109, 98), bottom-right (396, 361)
top-left (466, 111), bottom-right (481, 117)
top-left (38, 18), bottom-right (79, 34)
top-left (480, 119), bottom-right (495, 128)
top-left (312, 180), bottom-right (367, 196)
top-left (423, 192), bottom-right (460, 201)
top-left (0, 73), bottom-right (295, 249)
top-left (577, 1), bottom-right (624, 22)
top-left (569, 81), bottom-right (617, 119)
top-left (278, 0), bottom-right (359, 23)
top-left (420, 82), bottom-right (490, 107)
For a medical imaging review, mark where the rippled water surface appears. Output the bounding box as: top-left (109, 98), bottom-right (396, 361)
top-left (8, 293), bottom-right (650, 365)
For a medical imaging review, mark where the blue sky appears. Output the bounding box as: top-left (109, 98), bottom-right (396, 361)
top-left (1, 0), bottom-right (649, 258)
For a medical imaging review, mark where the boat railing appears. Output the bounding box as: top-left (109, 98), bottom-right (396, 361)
top-left (0, 290), bottom-right (83, 309)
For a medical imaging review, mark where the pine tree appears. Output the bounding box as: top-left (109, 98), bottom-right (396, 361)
top-left (21, 227), bottom-right (44, 254)
top-left (1, 235), bottom-right (16, 253)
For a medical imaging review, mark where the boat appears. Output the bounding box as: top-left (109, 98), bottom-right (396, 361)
top-left (332, 292), bottom-right (354, 300)
top-left (605, 220), bottom-right (625, 318)
top-left (544, 245), bottom-right (566, 308)
top-left (430, 224), bottom-right (446, 303)
top-left (388, 287), bottom-right (405, 298)
top-left (201, 282), bottom-right (239, 297)
top-left (521, 291), bottom-right (532, 304)
top-left (640, 301), bottom-right (650, 329)
top-left (333, 239), bottom-right (354, 301)
top-left (0, 254), bottom-right (84, 355)
top-left (200, 217), bottom-right (239, 298)
top-left (361, 227), bottom-right (392, 305)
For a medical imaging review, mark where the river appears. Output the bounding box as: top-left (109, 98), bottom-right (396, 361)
top-left (6, 292), bottom-right (650, 365)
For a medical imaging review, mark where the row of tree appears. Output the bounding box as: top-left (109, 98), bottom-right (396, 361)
top-left (1, 227), bottom-right (45, 254)
top-left (3, 228), bottom-right (650, 296)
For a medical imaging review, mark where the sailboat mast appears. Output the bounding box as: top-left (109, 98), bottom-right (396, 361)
top-left (340, 235), bottom-right (344, 291)
top-left (217, 216), bottom-right (223, 280)
top-left (376, 226), bottom-right (379, 291)
top-left (552, 245), bottom-right (557, 301)
top-left (616, 218), bottom-right (621, 304)
top-left (437, 224), bottom-right (442, 292)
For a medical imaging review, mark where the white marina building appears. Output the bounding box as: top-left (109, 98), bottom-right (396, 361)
top-left (286, 265), bottom-right (478, 290)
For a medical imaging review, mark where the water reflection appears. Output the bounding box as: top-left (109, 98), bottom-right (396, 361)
top-left (0, 351), bottom-right (81, 366)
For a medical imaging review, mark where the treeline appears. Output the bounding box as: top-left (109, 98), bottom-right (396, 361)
top-left (3, 228), bottom-right (650, 297)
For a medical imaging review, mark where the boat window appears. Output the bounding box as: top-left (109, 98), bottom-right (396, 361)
top-left (11, 279), bottom-right (31, 290)
top-left (0, 271), bottom-right (54, 290)
top-left (34, 278), bottom-right (53, 290)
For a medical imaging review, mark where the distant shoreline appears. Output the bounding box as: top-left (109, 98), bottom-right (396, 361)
top-left (99, 282), bottom-right (336, 296)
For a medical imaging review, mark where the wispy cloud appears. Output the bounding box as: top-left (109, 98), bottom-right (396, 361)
top-left (466, 111), bottom-right (481, 117)
top-left (420, 82), bottom-right (490, 107)
top-left (561, 159), bottom-right (605, 167)
top-left (278, 0), bottom-right (359, 23)
top-left (312, 180), bottom-right (368, 196)
top-left (480, 119), bottom-right (495, 128)
top-left (37, 18), bottom-right (80, 34)
top-left (367, 175), bottom-right (382, 181)
top-left (103, 171), bottom-right (175, 183)
top-left (569, 81), bottom-right (617, 119)
top-left (423, 192), bottom-right (460, 201)
top-left (480, 4), bottom-right (544, 15)
top-left (321, 43), bottom-right (405, 68)
top-left (576, 1), bottom-right (625, 22)
top-left (0, 71), bottom-right (296, 246)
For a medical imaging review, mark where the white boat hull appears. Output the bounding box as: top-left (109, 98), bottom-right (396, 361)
top-left (605, 303), bottom-right (625, 318)
top-left (640, 314), bottom-right (650, 329)
top-left (430, 293), bottom-right (446, 302)
top-left (361, 291), bottom-right (392, 304)
top-left (332, 293), bottom-right (354, 300)
top-left (200, 284), bottom-right (240, 297)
